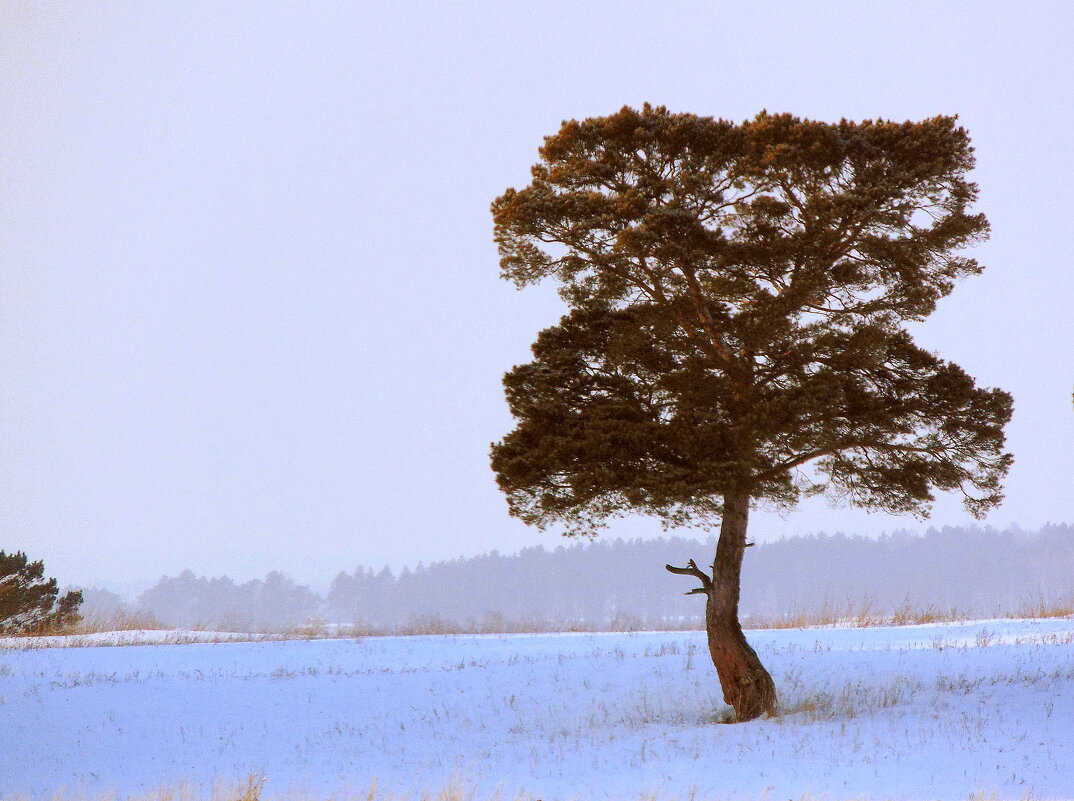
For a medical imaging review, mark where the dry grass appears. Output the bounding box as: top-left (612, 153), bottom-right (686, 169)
top-left (0, 610), bottom-right (168, 641)
top-left (1, 776), bottom-right (1056, 801)
top-left (74, 609), bottom-right (169, 633)
top-left (2, 777), bottom-right (511, 801)
top-left (6, 594), bottom-right (1072, 649)
top-left (743, 595), bottom-right (1074, 631)
top-left (1015, 595), bottom-right (1074, 620)
top-left (339, 596), bottom-right (1074, 636)
top-left (742, 597), bottom-right (970, 630)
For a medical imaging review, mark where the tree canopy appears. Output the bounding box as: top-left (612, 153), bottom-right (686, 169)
top-left (491, 106), bottom-right (1012, 537)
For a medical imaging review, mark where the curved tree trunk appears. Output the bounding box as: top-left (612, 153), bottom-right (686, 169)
top-left (705, 491), bottom-right (777, 721)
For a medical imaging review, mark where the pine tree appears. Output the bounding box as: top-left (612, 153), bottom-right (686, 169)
top-left (0, 550), bottom-right (83, 634)
top-left (490, 106), bottom-right (1012, 721)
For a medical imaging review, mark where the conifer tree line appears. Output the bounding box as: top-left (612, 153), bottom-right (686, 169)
top-left (78, 524), bottom-right (1074, 632)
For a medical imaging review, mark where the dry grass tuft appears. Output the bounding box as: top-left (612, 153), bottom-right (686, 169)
top-left (1015, 595), bottom-right (1074, 620)
top-left (74, 609), bottom-right (169, 633)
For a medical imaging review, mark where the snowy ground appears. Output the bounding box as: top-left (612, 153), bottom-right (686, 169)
top-left (2, 619), bottom-right (1073, 800)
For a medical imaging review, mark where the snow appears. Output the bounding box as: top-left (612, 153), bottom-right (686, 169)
top-left (1, 619), bottom-right (1072, 799)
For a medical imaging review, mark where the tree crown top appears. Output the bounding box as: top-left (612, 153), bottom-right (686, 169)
top-left (494, 105), bottom-right (987, 325)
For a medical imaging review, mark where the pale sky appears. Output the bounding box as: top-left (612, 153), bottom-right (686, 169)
top-left (2, 1), bottom-right (1071, 592)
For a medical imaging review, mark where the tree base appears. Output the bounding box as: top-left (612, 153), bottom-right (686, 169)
top-left (707, 616), bottom-right (778, 722)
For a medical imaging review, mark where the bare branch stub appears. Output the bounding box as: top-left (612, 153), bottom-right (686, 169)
top-left (665, 558), bottom-right (713, 595)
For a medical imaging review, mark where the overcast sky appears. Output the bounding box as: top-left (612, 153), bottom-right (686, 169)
top-left (2, 1), bottom-right (1071, 592)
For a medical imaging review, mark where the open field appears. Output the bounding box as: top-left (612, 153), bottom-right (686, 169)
top-left (2, 620), bottom-right (1073, 800)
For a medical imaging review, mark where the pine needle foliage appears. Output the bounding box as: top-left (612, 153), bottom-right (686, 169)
top-left (490, 106), bottom-right (1013, 535)
top-left (0, 550), bottom-right (83, 634)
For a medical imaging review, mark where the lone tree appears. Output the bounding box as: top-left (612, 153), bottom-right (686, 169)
top-left (490, 106), bottom-right (1012, 721)
top-left (0, 550), bottom-right (83, 634)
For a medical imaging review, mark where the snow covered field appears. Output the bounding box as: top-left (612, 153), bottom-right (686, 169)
top-left (2, 619), bottom-right (1073, 800)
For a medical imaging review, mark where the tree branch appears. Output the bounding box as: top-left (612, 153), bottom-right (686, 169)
top-left (665, 558), bottom-right (713, 595)
top-left (677, 263), bottom-right (736, 367)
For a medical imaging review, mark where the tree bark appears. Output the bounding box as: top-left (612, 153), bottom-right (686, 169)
top-left (705, 491), bottom-right (777, 721)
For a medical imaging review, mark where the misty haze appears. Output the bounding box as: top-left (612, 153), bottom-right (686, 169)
top-left (2, 2), bottom-right (1073, 800)
top-left (80, 524), bottom-right (1074, 633)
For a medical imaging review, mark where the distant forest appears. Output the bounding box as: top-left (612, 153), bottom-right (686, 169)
top-left (81, 524), bottom-right (1074, 632)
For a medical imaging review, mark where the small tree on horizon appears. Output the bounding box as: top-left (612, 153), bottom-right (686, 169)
top-left (490, 106), bottom-right (1012, 721)
top-left (0, 550), bottom-right (83, 634)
